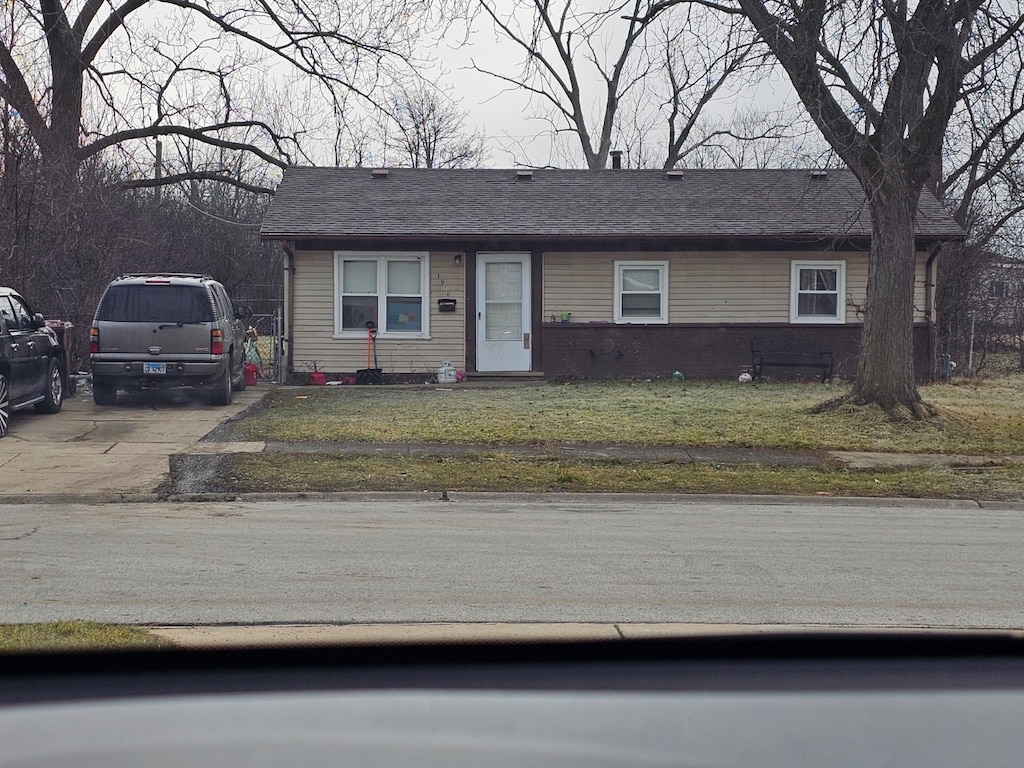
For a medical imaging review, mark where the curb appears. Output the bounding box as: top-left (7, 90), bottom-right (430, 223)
top-left (0, 493), bottom-right (165, 505)
top-left (2, 490), bottom-right (1020, 511)
top-left (146, 621), bottom-right (1024, 648)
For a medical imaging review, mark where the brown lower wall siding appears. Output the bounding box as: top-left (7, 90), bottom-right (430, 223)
top-left (539, 323), bottom-right (933, 382)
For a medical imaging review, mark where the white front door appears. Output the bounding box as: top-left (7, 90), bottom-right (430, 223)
top-left (476, 253), bottom-right (532, 372)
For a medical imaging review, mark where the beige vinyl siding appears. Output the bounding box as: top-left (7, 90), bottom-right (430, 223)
top-left (422, 254), bottom-right (467, 370)
top-left (543, 253), bottom-right (614, 321)
top-left (914, 257), bottom-right (930, 320)
top-left (292, 251), bottom-right (337, 373)
top-left (544, 250), bottom-right (931, 324)
top-left (673, 252), bottom-right (789, 322)
top-left (291, 250), bottom-right (466, 375)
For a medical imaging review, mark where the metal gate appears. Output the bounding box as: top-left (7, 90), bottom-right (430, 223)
top-left (242, 306), bottom-right (285, 385)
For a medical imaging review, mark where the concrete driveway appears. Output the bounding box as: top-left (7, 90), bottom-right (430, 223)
top-left (0, 385), bottom-right (265, 500)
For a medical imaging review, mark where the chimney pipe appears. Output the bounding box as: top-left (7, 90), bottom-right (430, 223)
top-left (609, 150), bottom-right (622, 170)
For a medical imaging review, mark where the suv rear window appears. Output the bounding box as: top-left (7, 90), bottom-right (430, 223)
top-left (97, 285), bottom-right (214, 324)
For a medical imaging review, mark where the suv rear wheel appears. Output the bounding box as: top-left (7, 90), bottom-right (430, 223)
top-left (93, 377), bottom-right (118, 406)
top-left (210, 359), bottom-right (233, 406)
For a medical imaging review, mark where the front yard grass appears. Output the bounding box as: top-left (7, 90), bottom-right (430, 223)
top-left (222, 376), bottom-right (1024, 454)
top-left (208, 374), bottom-right (1024, 500)
top-left (0, 621), bottom-right (174, 653)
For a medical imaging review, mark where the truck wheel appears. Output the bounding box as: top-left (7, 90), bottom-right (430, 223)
top-left (35, 358), bottom-right (65, 414)
top-left (93, 378), bottom-right (118, 406)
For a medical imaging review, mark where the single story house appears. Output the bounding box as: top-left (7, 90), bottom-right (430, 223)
top-left (259, 167), bottom-right (964, 382)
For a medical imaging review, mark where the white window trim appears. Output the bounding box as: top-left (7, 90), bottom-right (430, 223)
top-left (614, 260), bottom-right (669, 324)
top-left (790, 260), bottom-right (846, 324)
top-left (334, 251), bottom-right (430, 338)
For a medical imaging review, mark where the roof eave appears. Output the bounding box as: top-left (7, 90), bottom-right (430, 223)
top-left (260, 231), bottom-right (962, 248)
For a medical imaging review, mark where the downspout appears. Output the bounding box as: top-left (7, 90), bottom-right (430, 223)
top-left (924, 242), bottom-right (942, 380)
top-left (282, 240), bottom-right (295, 382)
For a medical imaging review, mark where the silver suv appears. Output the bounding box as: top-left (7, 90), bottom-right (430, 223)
top-left (89, 274), bottom-right (252, 406)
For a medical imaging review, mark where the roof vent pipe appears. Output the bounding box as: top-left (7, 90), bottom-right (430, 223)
top-left (609, 150), bottom-right (622, 170)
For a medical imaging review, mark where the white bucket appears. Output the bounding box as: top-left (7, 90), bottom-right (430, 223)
top-left (438, 361), bottom-right (457, 383)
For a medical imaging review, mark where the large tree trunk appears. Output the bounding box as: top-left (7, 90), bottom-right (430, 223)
top-left (848, 180), bottom-right (932, 417)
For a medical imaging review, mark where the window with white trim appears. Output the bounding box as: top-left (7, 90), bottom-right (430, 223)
top-left (614, 261), bottom-right (668, 324)
top-left (790, 261), bottom-right (846, 324)
top-left (335, 252), bottom-right (429, 336)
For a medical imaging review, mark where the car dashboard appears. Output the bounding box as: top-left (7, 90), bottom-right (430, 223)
top-left (2, 632), bottom-right (1024, 767)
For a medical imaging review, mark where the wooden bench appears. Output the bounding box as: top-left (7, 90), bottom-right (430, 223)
top-left (751, 337), bottom-right (834, 383)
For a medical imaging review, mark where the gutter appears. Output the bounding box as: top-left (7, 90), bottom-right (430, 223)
top-left (282, 241), bottom-right (295, 381)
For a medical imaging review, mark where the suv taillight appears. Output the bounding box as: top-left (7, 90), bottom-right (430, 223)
top-left (211, 328), bottom-right (224, 355)
top-left (89, 327), bottom-right (100, 354)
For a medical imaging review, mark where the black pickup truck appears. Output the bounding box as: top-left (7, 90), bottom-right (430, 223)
top-left (0, 287), bottom-right (66, 437)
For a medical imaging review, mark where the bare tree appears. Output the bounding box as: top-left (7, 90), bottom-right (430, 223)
top-left (933, 30), bottom-right (1024, 372)
top-left (0, 0), bottom-right (448, 358)
top-left (702, 0), bottom-right (1024, 417)
top-left (647, 5), bottom-right (787, 169)
top-left (1, 141), bottom-right (280, 368)
top-left (468, 0), bottom-right (764, 169)
top-left (382, 83), bottom-right (488, 167)
top-left (0, 0), bottom-right (442, 197)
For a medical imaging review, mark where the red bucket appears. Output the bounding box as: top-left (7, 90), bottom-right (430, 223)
top-left (244, 362), bottom-right (259, 386)
top-left (309, 371), bottom-right (326, 386)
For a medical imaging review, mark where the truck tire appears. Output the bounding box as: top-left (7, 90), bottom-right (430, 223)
top-left (35, 358), bottom-right (65, 414)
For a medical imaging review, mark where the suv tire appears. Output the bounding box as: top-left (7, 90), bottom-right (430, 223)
top-left (210, 361), bottom-right (233, 406)
top-left (93, 378), bottom-right (118, 406)
top-left (232, 360), bottom-right (247, 392)
top-left (34, 358), bottom-right (64, 414)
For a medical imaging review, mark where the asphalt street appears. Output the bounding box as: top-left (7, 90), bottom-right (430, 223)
top-left (2, 495), bottom-right (1021, 628)
top-left (2, 385), bottom-right (1022, 640)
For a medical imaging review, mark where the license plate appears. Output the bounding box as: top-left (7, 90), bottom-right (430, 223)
top-left (143, 362), bottom-right (166, 375)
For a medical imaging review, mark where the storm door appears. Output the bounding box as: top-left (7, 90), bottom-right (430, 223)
top-left (476, 253), bottom-right (532, 371)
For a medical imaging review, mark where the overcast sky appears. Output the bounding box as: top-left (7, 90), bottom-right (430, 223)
top-left (421, 28), bottom-right (562, 168)
top-left (419, 10), bottom-right (804, 171)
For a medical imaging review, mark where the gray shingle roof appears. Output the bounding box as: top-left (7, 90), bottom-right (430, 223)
top-left (260, 166), bottom-right (963, 242)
